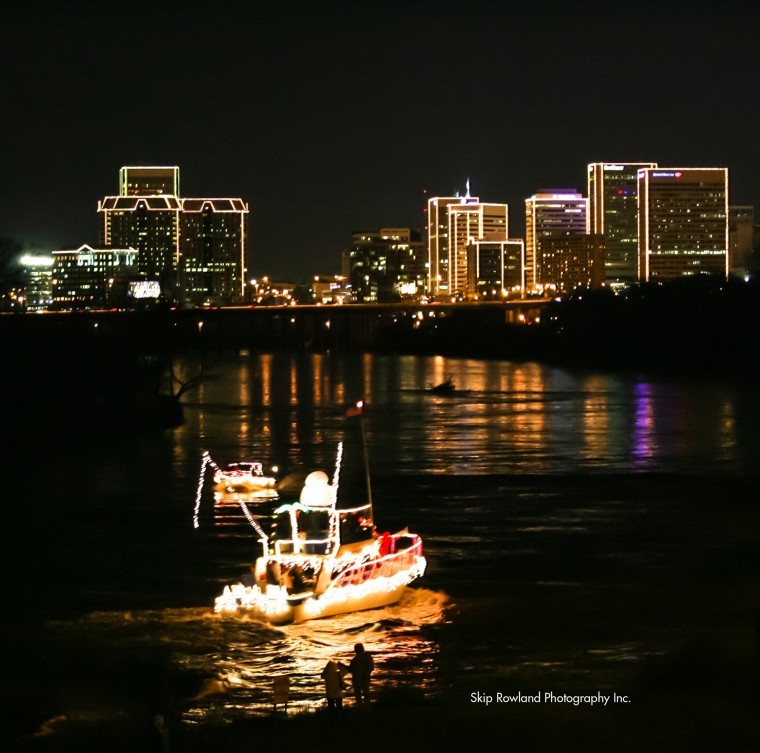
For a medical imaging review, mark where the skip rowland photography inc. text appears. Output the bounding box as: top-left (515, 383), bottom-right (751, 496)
top-left (470, 692), bottom-right (630, 707)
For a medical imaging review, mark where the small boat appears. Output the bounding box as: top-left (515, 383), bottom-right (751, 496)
top-left (428, 376), bottom-right (456, 395)
top-left (213, 461), bottom-right (277, 490)
top-left (214, 468), bottom-right (426, 624)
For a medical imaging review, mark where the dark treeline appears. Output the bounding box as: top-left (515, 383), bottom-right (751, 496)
top-left (378, 276), bottom-right (760, 376)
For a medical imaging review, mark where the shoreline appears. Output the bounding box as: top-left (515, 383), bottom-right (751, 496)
top-left (12, 663), bottom-right (760, 753)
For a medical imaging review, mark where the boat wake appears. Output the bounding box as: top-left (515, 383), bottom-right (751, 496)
top-left (37, 588), bottom-right (450, 730)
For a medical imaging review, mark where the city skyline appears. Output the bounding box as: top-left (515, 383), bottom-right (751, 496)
top-left (2, 4), bottom-right (759, 279)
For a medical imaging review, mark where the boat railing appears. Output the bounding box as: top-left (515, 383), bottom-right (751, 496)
top-left (331, 534), bottom-right (423, 590)
top-left (274, 538), bottom-right (335, 556)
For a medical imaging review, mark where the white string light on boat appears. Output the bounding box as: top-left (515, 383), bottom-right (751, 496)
top-left (195, 451), bottom-right (269, 542)
top-left (328, 442), bottom-right (343, 553)
top-left (238, 500), bottom-right (268, 541)
top-left (289, 506), bottom-right (301, 553)
top-left (301, 560), bottom-right (427, 618)
top-left (214, 553), bottom-right (427, 618)
top-left (332, 441), bottom-right (343, 493)
top-left (193, 451), bottom-right (212, 528)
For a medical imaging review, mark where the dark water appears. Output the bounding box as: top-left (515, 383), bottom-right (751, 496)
top-left (4, 352), bottom-right (760, 747)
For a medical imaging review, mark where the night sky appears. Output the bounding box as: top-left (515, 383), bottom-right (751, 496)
top-left (2, 3), bottom-right (759, 279)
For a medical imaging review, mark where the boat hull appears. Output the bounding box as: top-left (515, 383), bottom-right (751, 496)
top-left (278, 582), bottom-right (408, 624)
top-left (214, 476), bottom-right (275, 487)
top-left (215, 549), bottom-right (427, 625)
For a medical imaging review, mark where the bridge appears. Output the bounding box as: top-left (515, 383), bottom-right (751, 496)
top-left (1, 299), bottom-right (553, 353)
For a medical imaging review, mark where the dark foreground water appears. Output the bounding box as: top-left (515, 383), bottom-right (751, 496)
top-left (4, 353), bottom-right (760, 750)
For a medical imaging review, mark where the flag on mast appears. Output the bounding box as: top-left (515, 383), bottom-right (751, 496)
top-left (346, 400), bottom-right (363, 417)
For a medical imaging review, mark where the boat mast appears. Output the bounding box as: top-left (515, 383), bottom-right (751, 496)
top-left (357, 401), bottom-right (374, 523)
top-left (331, 442), bottom-right (343, 551)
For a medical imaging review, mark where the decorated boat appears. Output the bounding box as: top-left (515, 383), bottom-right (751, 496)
top-left (214, 405), bottom-right (425, 624)
top-left (213, 461), bottom-right (277, 490)
top-left (215, 469), bottom-right (425, 624)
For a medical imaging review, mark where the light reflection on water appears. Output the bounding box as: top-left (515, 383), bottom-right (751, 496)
top-left (182, 353), bottom-right (749, 477)
top-left (50, 588), bottom-right (449, 726)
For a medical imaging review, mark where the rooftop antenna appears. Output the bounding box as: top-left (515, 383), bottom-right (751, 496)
top-left (465, 178), bottom-right (471, 198)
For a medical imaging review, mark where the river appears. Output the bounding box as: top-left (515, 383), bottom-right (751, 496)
top-left (4, 352), bottom-right (760, 748)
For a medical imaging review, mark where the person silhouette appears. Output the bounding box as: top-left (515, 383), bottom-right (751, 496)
top-left (347, 643), bottom-right (374, 705)
top-left (321, 659), bottom-right (347, 713)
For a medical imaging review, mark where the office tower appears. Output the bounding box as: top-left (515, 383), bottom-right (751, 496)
top-left (537, 234), bottom-right (605, 294)
top-left (119, 166), bottom-right (180, 197)
top-left (525, 190), bottom-right (587, 291)
top-left (728, 205), bottom-right (755, 278)
top-left (466, 239), bottom-right (524, 298)
top-left (587, 162), bottom-right (657, 289)
top-left (180, 198), bottom-right (249, 306)
top-left (637, 168), bottom-right (729, 281)
top-left (428, 185), bottom-right (508, 297)
top-left (98, 194), bottom-right (181, 288)
top-left (447, 202), bottom-right (508, 297)
top-left (51, 245), bottom-right (139, 309)
top-left (99, 166), bottom-right (250, 303)
top-left (428, 195), bottom-right (473, 296)
top-left (20, 254), bottom-right (54, 311)
top-left (345, 228), bottom-right (426, 302)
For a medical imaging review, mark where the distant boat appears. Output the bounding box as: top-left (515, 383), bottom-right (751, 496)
top-left (213, 461), bottom-right (277, 491)
top-left (428, 376), bottom-right (456, 395)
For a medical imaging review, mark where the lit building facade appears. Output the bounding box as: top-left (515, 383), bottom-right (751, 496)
top-left (587, 162), bottom-right (657, 288)
top-left (728, 205), bottom-right (755, 278)
top-left (465, 239), bottom-right (524, 298)
top-left (51, 244), bottom-right (139, 309)
top-left (345, 228), bottom-right (426, 302)
top-left (637, 168), bottom-right (729, 281)
top-left (428, 195), bottom-right (470, 296)
top-left (525, 190), bottom-right (587, 291)
top-left (180, 198), bottom-right (249, 306)
top-left (427, 188), bottom-right (508, 298)
top-left (448, 202), bottom-right (508, 297)
top-left (537, 234), bottom-right (605, 294)
top-left (20, 255), bottom-right (54, 311)
top-left (98, 195), bottom-right (181, 289)
top-left (119, 166), bottom-right (179, 197)
top-left (98, 166), bottom-right (250, 304)
top-left (312, 275), bottom-right (350, 304)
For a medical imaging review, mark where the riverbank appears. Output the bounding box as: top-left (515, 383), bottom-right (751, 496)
top-left (11, 654), bottom-right (760, 753)
top-left (2, 277), bottom-right (758, 378)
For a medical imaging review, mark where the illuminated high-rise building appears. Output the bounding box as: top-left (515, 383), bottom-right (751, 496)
top-left (587, 162), bottom-right (657, 289)
top-left (345, 228), bottom-right (426, 302)
top-left (99, 166), bottom-right (249, 303)
top-left (98, 194), bottom-right (181, 289)
top-left (119, 166), bottom-right (179, 197)
top-left (427, 185), bottom-right (508, 297)
top-left (20, 254), bottom-right (54, 311)
top-left (728, 205), bottom-right (755, 279)
top-left (51, 244), bottom-right (139, 309)
top-left (466, 239), bottom-right (524, 299)
top-left (525, 190), bottom-right (587, 291)
top-left (180, 199), bottom-right (249, 306)
top-left (428, 195), bottom-right (472, 296)
top-left (637, 168), bottom-right (729, 281)
top-left (537, 234), bottom-right (605, 294)
top-left (448, 202), bottom-right (508, 297)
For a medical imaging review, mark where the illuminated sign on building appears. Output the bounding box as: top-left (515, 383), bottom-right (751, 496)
top-left (129, 280), bottom-right (162, 299)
